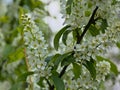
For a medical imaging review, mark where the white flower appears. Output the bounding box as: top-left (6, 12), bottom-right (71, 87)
top-left (21, 13), bottom-right (50, 89)
top-left (96, 61), bottom-right (111, 82)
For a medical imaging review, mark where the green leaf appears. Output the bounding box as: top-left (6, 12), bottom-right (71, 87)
top-left (2, 44), bottom-right (14, 57)
top-left (72, 63), bottom-right (82, 79)
top-left (9, 82), bottom-right (28, 90)
top-left (112, 0), bottom-right (117, 5)
top-left (96, 56), bottom-right (118, 76)
top-left (61, 54), bottom-right (75, 66)
top-left (54, 25), bottom-right (71, 50)
top-left (10, 84), bottom-right (19, 90)
top-left (49, 52), bottom-right (72, 70)
top-left (51, 54), bottom-right (61, 63)
top-left (100, 19), bottom-right (108, 33)
top-left (62, 30), bottom-right (72, 45)
top-left (47, 54), bottom-right (61, 68)
top-left (72, 29), bottom-right (77, 40)
top-left (45, 53), bottom-right (62, 70)
top-left (85, 10), bottom-right (91, 17)
top-left (51, 70), bottom-right (59, 77)
top-left (54, 52), bottom-right (71, 69)
top-left (45, 55), bottom-right (54, 64)
top-left (88, 1), bottom-right (93, 8)
top-left (83, 61), bottom-right (96, 80)
top-left (116, 42), bottom-right (120, 48)
top-left (66, 0), bottom-right (73, 15)
top-left (8, 47), bottom-right (24, 63)
top-left (14, 62), bottom-right (27, 77)
top-left (17, 72), bottom-right (34, 81)
top-left (89, 24), bottom-right (99, 36)
top-left (72, 28), bottom-right (82, 41)
top-left (51, 75), bottom-right (65, 90)
top-left (37, 77), bottom-right (45, 87)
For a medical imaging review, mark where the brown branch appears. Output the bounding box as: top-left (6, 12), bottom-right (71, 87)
top-left (58, 51), bottom-right (74, 78)
top-left (24, 48), bottom-right (34, 90)
top-left (24, 48), bottom-right (29, 71)
top-left (59, 65), bottom-right (68, 78)
top-left (77, 6), bottom-right (98, 44)
top-left (49, 6), bottom-right (99, 90)
top-left (45, 78), bottom-right (54, 90)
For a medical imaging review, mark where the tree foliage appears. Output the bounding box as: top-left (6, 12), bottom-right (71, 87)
top-left (0, 0), bottom-right (120, 90)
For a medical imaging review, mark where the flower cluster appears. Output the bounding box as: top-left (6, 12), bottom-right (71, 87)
top-left (96, 61), bottom-right (111, 82)
top-left (69, 0), bottom-right (120, 62)
top-left (19, 0), bottom-right (120, 90)
top-left (59, 0), bottom-right (120, 90)
top-left (60, 0), bottom-right (119, 28)
top-left (73, 20), bottom-right (120, 63)
top-left (63, 61), bottom-right (110, 90)
top-left (21, 13), bottom-right (51, 89)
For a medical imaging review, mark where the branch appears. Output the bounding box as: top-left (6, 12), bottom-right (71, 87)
top-left (50, 6), bottom-right (99, 90)
top-left (45, 78), bottom-right (54, 90)
top-left (77, 6), bottom-right (98, 44)
top-left (24, 48), bottom-right (33, 90)
top-left (58, 52), bottom-right (74, 78)
top-left (59, 65), bottom-right (68, 78)
top-left (57, 6), bottom-right (99, 82)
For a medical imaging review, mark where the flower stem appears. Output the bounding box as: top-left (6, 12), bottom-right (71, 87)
top-left (24, 48), bottom-right (34, 90)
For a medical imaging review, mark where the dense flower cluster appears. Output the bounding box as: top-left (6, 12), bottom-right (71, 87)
top-left (73, 18), bottom-right (120, 63)
top-left (59, 0), bottom-right (120, 62)
top-left (21, 13), bottom-right (51, 89)
top-left (59, 0), bottom-right (120, 90)
top-left (63, 61), bottom-right (110, 90)
top-left (96, 61), bottom-right (111, 82)
top-left (60, 0), bottom-right (120, 28)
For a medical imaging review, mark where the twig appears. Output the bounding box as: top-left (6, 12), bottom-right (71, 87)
top-left (58, 51), bottom-right (75, 78)
top-left (59, 65), bottom-right (68, 78)
top-left (24, 48), bottom-right (34, 90)
top-left (50, 6), bottom-right (99, 90)
top-left (45, 78), bottom-right (54, 90)
top-left (77, 6), bottom-right (98, 44)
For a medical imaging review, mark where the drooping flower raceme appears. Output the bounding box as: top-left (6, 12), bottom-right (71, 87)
top-left (21, 13), bottom-right (51, 89)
